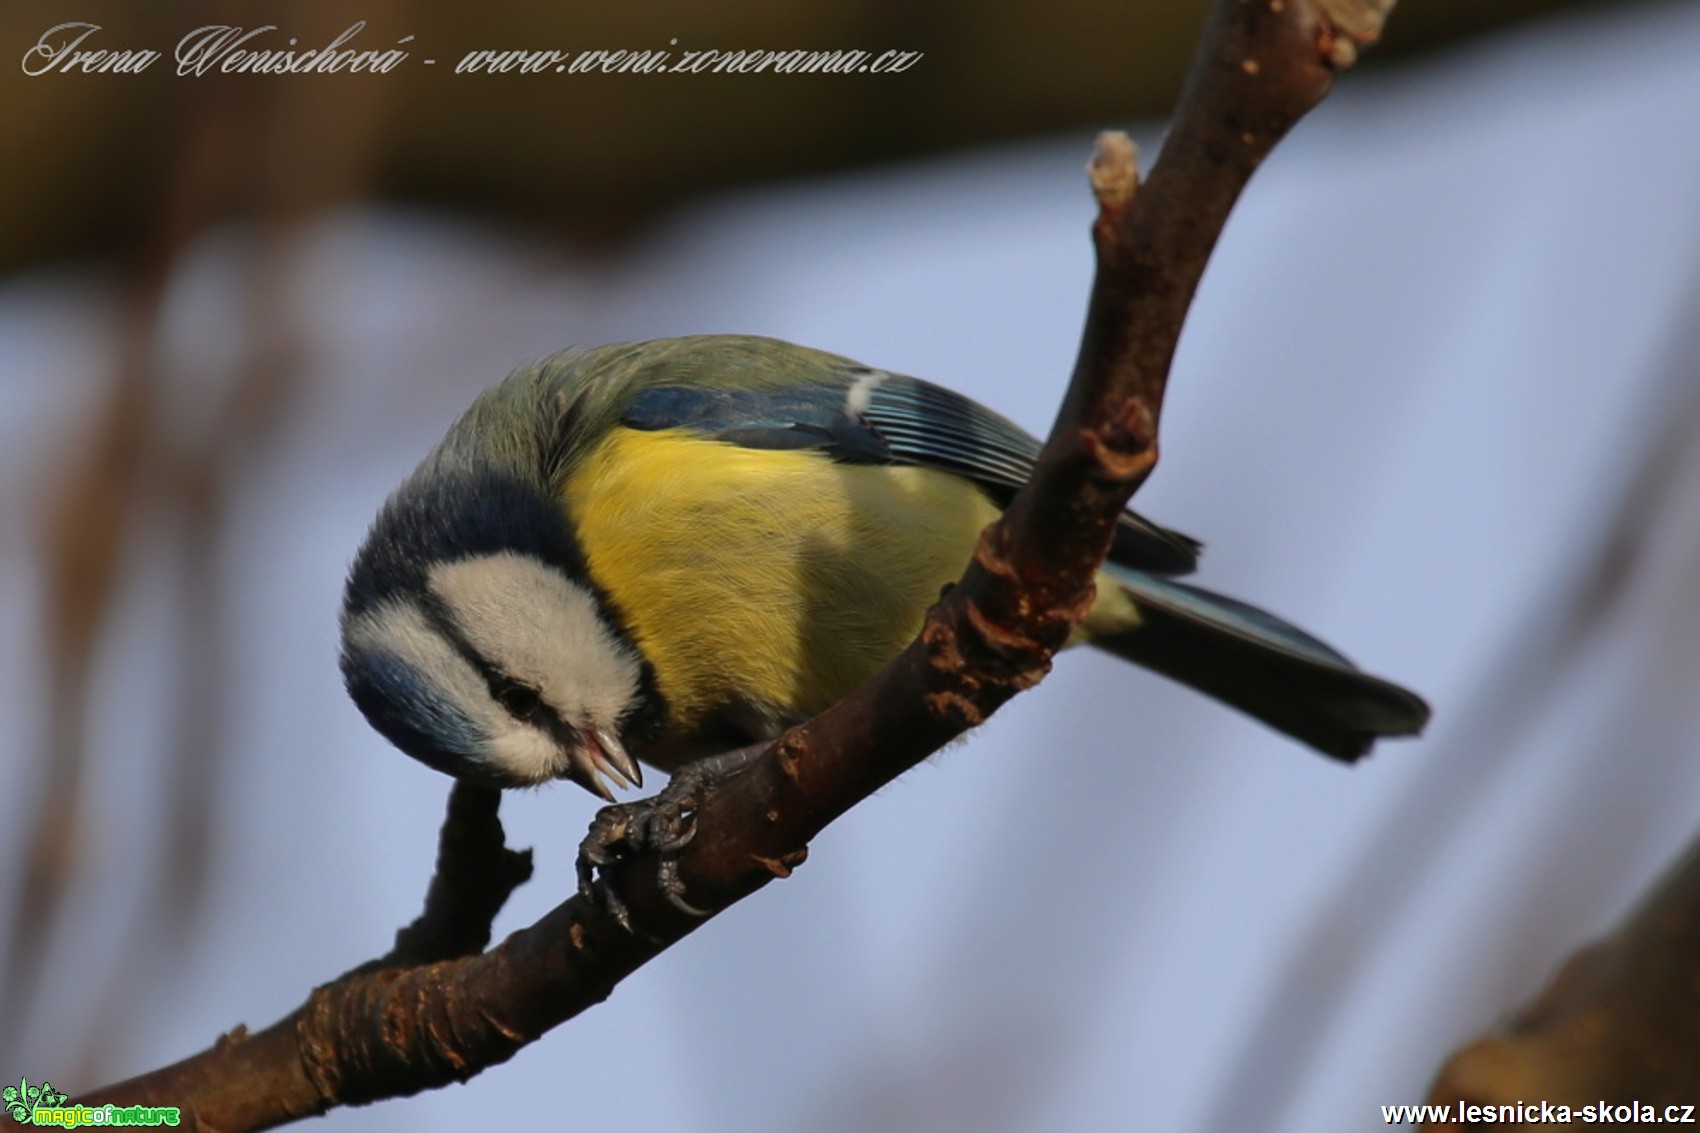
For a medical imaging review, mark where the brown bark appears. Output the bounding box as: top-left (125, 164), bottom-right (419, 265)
top-left (1423, 830), bottom-right (1700, 1130)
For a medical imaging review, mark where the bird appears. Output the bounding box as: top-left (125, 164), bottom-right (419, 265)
top-left (340, 334), bottom-right (1430, 805)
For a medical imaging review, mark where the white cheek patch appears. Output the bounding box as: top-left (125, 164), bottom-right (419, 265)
top-left (345, 600), bottom-right (562, 785)
top-left (844, 368), bottom-right (888, 418)
top-left (428, 552), bottom-right (643, 735)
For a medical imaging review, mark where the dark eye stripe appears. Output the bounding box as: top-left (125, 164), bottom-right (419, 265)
top-left (416, 594), bottom-right (566, 729)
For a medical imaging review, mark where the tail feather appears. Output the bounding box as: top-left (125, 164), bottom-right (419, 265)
top-left (1091, 566), bottom-right (1430, 762)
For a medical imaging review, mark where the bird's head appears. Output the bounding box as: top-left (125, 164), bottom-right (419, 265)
top-left (339, 467), bottom-right (652, 800)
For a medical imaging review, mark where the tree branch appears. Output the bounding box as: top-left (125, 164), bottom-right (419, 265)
top-left (84, 2), bottom-right (1394, 1127)
top-left (1422, 828), bottom-right (1700, 1127)
top-left (376, 782), bottom-right (534, 968)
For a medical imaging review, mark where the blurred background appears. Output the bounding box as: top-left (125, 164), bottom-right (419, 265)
top-left (4, 0), bottom-right (1700, 1129)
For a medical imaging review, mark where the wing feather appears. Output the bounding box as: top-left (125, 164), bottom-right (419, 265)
top-left (622, 370), bottom-right (1201, 575)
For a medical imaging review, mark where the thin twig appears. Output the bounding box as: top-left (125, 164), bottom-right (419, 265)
top-left (379, 783), bottom-right (535, 969)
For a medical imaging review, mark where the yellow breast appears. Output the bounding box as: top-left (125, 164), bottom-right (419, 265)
top-left (561, 426), bottom-right (1002, 740)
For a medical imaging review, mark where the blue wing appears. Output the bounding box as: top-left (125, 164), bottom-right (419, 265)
top-left (622, 371), bottom-right (1201, 576)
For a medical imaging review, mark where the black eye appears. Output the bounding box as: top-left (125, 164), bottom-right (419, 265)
top-left (496, 681), bottom-right (542, 718)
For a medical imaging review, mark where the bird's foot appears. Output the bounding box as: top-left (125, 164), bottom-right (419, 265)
top-left (576, 744), bottom-right (765, 932)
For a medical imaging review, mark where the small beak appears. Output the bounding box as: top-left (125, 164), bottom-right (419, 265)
top-left (562, 726), bottom-right (644, 801)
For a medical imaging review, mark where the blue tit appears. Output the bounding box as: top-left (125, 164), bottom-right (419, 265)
top-left (340, 335), bottom-right (1428, 800)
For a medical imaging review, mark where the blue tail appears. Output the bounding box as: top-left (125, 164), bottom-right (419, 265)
top-left (1091, 565), bottom-right (1430, 762)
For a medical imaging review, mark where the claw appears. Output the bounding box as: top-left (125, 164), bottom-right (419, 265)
top-left (575, 743), bottom-right (769, 933)
top-left (656, 856), bottom-right (713, 918)
top-left (651, 817), bottom-right (696, 855)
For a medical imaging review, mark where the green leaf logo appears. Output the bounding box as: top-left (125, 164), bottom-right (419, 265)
top-left (5, 1078), bottom-right (27, 1124)
top-left (4, 1077), bottom-right (70, 1123)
